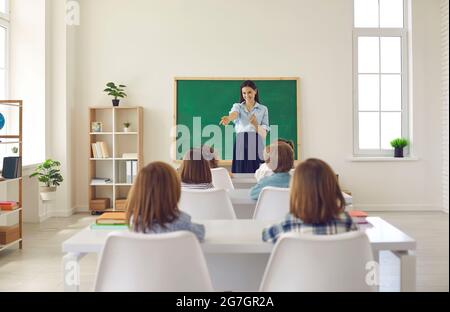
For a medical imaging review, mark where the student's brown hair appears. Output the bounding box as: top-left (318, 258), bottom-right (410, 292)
top-left (278, 138), bottom-right (295, 151)
top-left (202, 145), bottom-right (218, 169)
top-left (180, 148), bottom-right (212, 184)
top-left (290, 158), bottom-right (345, 224)
top-left (126, 161), bottom-right (181, 232)
top-left (267, 142), bottom-right (294, 173)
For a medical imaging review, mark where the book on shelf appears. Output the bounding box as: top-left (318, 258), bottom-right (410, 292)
top-left (99, 142), bottom-right (110, 158)
top-left (1, 157), bottom-right (21, 179)
top-left (348, 210), bottom-right (369, 224)
top-left (91, 142), bottom-right (110, 158)
top-left (96, 212), bottom-right (127, 225)
top-left (126, 161), bottom-right (133, 184)
top-left (0, 201), bottom-right (19, 211)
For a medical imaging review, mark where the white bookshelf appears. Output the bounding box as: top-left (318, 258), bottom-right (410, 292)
top-left (89, 107), bottom-right (143, 213)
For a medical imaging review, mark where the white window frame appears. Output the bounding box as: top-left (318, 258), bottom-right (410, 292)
top-left (353, 0), bottom-right (410, 157)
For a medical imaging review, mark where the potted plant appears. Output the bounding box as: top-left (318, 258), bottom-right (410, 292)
top-left (123, 122), bottom-right (131, 132)
top-left (104, 82), bottom-right (127, 107)
top-left (390, 138), bottom-right (409, 158)
top-left (29, 159), bottom-right (64, 201)
top-left (11, 146), bottom-right (19, 154)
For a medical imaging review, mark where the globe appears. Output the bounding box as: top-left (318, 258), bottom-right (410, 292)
top-left (0, 113), bottom-right (4, 130)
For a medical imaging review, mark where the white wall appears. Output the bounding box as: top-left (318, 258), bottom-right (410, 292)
top-left (69, 0), bottom-right (443, 212)
top-left (441, 0), bottom-right (449, 214)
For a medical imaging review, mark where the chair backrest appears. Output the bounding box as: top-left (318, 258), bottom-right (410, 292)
top-left (179, 188), bottom-right (236, 220)
top-left (94, 231), bottom-right (213, 292)
top-left (260, 231), bottom-right (376, 292)
top-left (253, 187), bottom-right (290, 220)
top-left (211, 168), bottom-right (235, 190)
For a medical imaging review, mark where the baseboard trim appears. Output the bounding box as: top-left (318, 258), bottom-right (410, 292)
top-left (74, 205), bottom-right (89, 213)
top-left (48, 207), bottom-right (75, 218)
top-left (352, 204), bottom-right (443, 212)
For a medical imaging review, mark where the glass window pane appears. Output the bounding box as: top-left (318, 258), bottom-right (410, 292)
top-left (381, 75), bottom-right (402, 111)
top-left (381, 37), bottom-right (401, 73)
top-left (0, 0), bottom-right (6, 14)
top-left (354, 0), bottom-right (379, 28)
top-left (358, 37), bottom-right (379, 73)
top-left (358, 74), bottom-right (379, 111)
top-left (380, 0), bottom-right (404, 28)
top-left (0, 26), bottom-right (5, 69)
top-left (381, 112), bottom-right (402, 149)
top-left (359, 112), bottom-right (380, 149)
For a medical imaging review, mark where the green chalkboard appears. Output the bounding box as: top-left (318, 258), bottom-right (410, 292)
top-left (175, 78), bottom-right (299, 161)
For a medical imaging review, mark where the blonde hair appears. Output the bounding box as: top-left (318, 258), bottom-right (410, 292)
top-left (180, 148), bottom-right (212, 184)
top-left (126, 162), bottom-right (180, 232)
top-left (290, 158), bottom-right (345, 224)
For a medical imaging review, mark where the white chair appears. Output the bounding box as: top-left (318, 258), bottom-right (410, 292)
top-left (259, 231), bottom-right (376, 292)
top-left (253, 187), bottom-right (290, 220)
top-left (211, 168), bottom-right (235, 190)
top-left (94, 231), bottom-right (214, 292)
top-left (179, 188), bottom-right (236, 219)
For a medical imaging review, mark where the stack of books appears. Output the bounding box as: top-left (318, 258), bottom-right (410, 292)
top-left (91, 142), bottom-right (110, 158)
top-left (348, 210), bottom-right (369, 224)
top-left (92, 212), bottom-right (127, 229)
top-left (0, 201), bottom-right (19, 211)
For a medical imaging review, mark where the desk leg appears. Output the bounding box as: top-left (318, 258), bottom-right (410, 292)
top-left (393, 251), bottom-right (416, 292)
top-left (373, 250), bottom-right (380, 292)
top-left (63, 252), bottom-right (86, 292)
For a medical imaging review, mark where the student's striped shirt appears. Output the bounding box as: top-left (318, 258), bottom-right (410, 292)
top-left (181, 182), bottom-right (215, 190)
top-left (262, 212), bottom-right (358, 244)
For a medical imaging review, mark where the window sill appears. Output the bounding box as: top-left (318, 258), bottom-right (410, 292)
top-left (22, 164), bottom-right (39, 175)
top-left (348, 156), bottom-right (419, 162)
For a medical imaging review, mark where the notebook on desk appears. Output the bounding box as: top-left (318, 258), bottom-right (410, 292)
top-left (349, 210), bottom-right (369, 224)
top-left (96, 212), bottom-right (127, 225)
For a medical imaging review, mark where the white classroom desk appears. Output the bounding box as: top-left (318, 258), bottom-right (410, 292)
top-left (62, 217), bottom-right (416, 292)
top-left (231, 173), bottom-right (256, 189)
top-left (228, 188), bottom-right (257, 218)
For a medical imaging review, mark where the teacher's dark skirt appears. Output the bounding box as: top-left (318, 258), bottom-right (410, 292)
top-left (232, 132), bottom-right (265, 174)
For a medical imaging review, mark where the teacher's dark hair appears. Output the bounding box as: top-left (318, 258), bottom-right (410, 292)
top-left (239, 80), bottom-right (260, 103)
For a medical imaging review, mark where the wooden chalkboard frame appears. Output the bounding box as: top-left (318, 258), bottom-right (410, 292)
top-left (173, 77), bottom-right (301, 165)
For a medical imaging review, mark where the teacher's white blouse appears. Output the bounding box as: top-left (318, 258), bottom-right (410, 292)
top-left (229, 102), bottom-right (270, 134)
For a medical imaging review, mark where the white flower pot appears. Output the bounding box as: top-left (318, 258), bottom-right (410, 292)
top-left (40, 186), bottom-right (57, 201)
top-left (124, 127), bottom-right (130, 133)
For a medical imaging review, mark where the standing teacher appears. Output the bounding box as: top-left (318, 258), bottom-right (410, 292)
top-left (220, 80), bottom-right (270, 173)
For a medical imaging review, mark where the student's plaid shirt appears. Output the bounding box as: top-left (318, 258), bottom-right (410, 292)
top-left (262, 212), bottom-right (358, 243)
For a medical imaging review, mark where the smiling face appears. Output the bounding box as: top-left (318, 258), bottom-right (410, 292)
top-left (241, 86), bottom-right (257, 104)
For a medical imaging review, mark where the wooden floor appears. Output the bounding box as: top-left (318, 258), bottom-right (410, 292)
top-left (0, 211), bottom-right (448, 292)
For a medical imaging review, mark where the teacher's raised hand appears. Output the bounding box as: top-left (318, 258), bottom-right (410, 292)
top-left (249, 114), bottom-right (258, 128)
top-left (220, 116), bottom-right (231, 126)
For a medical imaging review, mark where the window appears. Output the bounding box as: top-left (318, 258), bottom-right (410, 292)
top-left (353, 0), bottom-right (409, 156)
top-left (0, 0), bottom-right (8, 100)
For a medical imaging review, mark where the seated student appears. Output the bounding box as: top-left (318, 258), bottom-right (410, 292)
top-left (202, 145), bottom-right (233, 178)
top-left (255, 139), bottom-right (295, 182)
top-left (262, 158), bottom-right (357, 243)
top-left (250, 141), bottom-right (294, 200)
top-left (180, 148), bottom-right (214, 190)
top-left (126, 161), bottom-right (205, 241)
